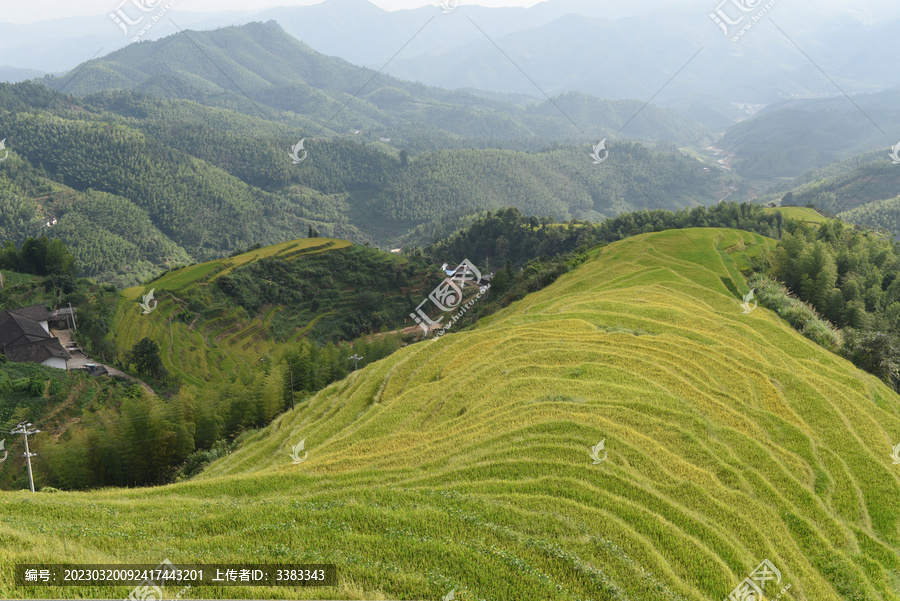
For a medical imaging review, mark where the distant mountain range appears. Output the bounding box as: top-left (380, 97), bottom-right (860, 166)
top-left (40, 20), bottom-right (711, 149)
top-left (0, 66), bottom-right (44, 83)
top-left (720, 89), bottom-right (900, 179)
top-left (2, 5), bottom-right (898, 281)
top-left (4, 0), bottom-right (900, 126)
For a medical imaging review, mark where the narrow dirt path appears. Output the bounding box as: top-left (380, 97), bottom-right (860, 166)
top-left (52, 328), bottom-right (157, 396)
top-left (101, 365), bottom-right (157, 397)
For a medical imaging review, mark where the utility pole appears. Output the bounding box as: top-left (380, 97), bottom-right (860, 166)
top-left (68, 302), bottom-right (77, 332)
top-left (349, 354), bottom-right (363, 371)
top-left (288, 362), bottom-right (295, 410)
top-left (11, 422), bottom-right (40, 493)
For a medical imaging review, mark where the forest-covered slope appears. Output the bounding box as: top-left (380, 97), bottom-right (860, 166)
top-left (0, 80), bottom-right (722, 285)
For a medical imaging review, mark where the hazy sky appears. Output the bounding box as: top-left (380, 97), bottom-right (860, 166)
top-left (5, 0), bottom-right (551, 24)
top-left (4, 0), bottom-right (895, 24)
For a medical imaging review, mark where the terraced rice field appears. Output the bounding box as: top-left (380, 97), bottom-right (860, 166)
top-left (2, 228), bottom-right (899, 600)
top-left (112, 238), bottom-right (351, 385)
top-left (770, 206), bottom-right (829, 226)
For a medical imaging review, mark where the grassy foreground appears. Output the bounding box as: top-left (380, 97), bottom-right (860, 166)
top-left (2, 228), bottom-right (899, 600)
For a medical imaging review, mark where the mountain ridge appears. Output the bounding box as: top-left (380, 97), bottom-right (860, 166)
top-left (42, 20), bottom-right (712, 147)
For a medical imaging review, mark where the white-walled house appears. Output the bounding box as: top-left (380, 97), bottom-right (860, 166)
top-left (4, 338), bottom-right (70, 370)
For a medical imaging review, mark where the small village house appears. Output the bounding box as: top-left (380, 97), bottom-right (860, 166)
top-left (0, 304), bottom-right (71, 370)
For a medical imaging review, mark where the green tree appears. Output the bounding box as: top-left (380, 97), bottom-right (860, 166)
top-left (129, 337), bottom-right (165, 378)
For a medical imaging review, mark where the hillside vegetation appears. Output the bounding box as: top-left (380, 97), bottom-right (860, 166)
top-left (769, 206), bottom-right (829, 226)
top-left (762, 151), bottom-right (900, 220)
top-left (1, 228), bottom-right (898, 600)
top-left (0, 238), bottom-right (442, 490)
top-left (110, 237), bottom-right (441, 389)
top-left (0, 360), bottom-right (144, 491)
top-left (0, 79), bottom-right (720, 284)
top-left (720, 90), bottom-right (900, 180)
top-left (839, 196), bottom-right (900, 237)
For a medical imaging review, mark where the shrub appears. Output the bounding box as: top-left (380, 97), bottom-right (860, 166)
top-left (840, 329), bottom-right (900, 390)
top-left (749, 273), bottom-right (842, 352)
top-left (172, 439), bottom-right (232, 481)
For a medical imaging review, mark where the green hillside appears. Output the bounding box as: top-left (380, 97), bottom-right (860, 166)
top-left (0, 238), bottom-right (442, 491)
top-left (2, 228), bottom-right (899, 600)
top-left (838, 196), bottom-right (900, 237)
top-left (769, 206), bottom-right (829, 226)
top-left (1, 80), bottom-right (721, 285)
top-left (761, 150), bottom-right (900, 219)
top-left (720, 91), bottom-right (900, 179)
top-left (110, 237), bottom-right (437, 389)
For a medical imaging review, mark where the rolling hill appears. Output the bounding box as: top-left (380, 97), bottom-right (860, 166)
top-left (0, 237), bottom-right (444, 491)
top-left (719, 90), bottom-right (900, 180)
top-left (42, 20), bottom-right (711, 149)
top-left (838, 196), bottom-right (900, 237)
top-left (7, 0), bottom-right (900, 126)
top-left (1, 228), bottom-right (898, 600)
top-left (109, 237), bottom-right (441, 390)
top-left (0, 79), bottom-right (721, 285)
top-left (755, 149), bottom-right (900, 224)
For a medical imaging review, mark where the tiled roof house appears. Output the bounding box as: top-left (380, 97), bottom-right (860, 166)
top-left (0, 305), bottom-right (70, 370)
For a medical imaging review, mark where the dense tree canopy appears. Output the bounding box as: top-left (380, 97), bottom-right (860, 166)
top-left (765, 218), bottom-right (900, 391)
top-left (0, 79), bottom-right (727, 285)
top-left (0, 236), bottom-right (76, 276)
